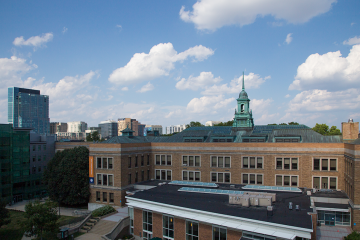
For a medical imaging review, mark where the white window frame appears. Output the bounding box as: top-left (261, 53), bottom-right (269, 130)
top-left (155, 154), bottom-right (172, 166)
top-left (242, 156), bottom-right (264, 169)
top-left (182, 155), bottom-right (201, 167)
top-left (129, 207), bottom-right (134, 234)
top-left (275, 174), bottom-right (299, 187)
top-left (96, 157), bottom-right (113, 169)
top-left (155, 169), bottom-right (172, 181)
top-left (212, 225), bottom-right (227, 240)
top-left (182, 171), bottom-right (201, 182)
top-left (143, 210), bottom-right (153, 239)
top-left (275, 157), bottom-right (298, 170)
top-left (312, 176), bottom-right (338, 190)
top-left (312, 157), bottom-right (338, 171)
top-left (185, 220), bottom-right (199, 240)
top-left (96, 173), bottom-right (114, 186)
top-left (210, 156), bottom-right (231, 168)
top-left (210, 172), bottom-right (231, 183)
top-left (163, 215), bottom-right (174, 240)
top-left (242, 173), bottom-right (263, 185)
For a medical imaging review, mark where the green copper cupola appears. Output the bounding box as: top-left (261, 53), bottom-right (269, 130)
top-left (232, 72), bottom-right (254, 128)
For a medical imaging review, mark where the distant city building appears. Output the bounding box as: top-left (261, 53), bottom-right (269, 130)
top-left (0, 124), bottom-right (55, 203)
top-left (56, 132), bottom-right (85, 141)
top-left (98, 120), bottom-right (118, 140)
top-left (205, 121), bottom-right (221, 126)
top-left (166, 124), bottom-right (187, 134)
top-left (8, 87), bottom-right (50, 134)
top-left (145, 125), bottom-right (163, 135)
top-left (85, 127), bottom-right (102, 140)
top-left (118, 118), bottom-right (143, 136)
top-left (50, 122), bottom-right (67, 134)
top-left (67, 121), bottom-right (87, 133)
top-left (138, 124), bottom-right (145, 136)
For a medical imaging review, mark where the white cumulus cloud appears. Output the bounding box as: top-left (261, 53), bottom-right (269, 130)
top-left (108, 43), bottom-right (214, 85)
top-left (180, 0), bottom-right (336, 31)
top-left (121, 87), bottom-right (129, 91)
top-left (285, 33), bottom-right (293, 44)
top-left (176, 72), bottom-right (222, 90)
top-left (13, 32), bottom-right (53, 48)
top-left (201, 73), bottom-right (270, 95)
top-left (343, 36), bottom-right (360, 45)
top-left (289, 44), bottom-right (360, 91)
top-left (137, 82), bottom-right (154, 93)
top-left (187, 95), bottom-right (235, 113)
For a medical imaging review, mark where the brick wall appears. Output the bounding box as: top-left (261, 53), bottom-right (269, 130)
top-left (342, 122), bottom-right (359, 140)
top-left (174, 217), bottom-right (185, 239)
top-left (133, 208), bottom-right (142, 238)
top-left (228, 229), bottom-right (242, 240)
top-left (152, 212), bottom-right (162, 238)
top-left (199, 223), bottom-right (212, 239)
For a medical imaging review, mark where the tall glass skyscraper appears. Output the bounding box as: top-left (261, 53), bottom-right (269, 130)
top-left (8, 87), bottom-right (50, 135)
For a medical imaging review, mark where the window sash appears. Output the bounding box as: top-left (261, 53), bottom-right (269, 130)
top-left (97, 174), bottom-right (102, 185)
top-left (195, 156), bottom-right (200, 166)
top-left (109, 193), bottom-right (114, 203)
top-left (167, 155), bottom-right (171, 165)
top-left (276, 158), bottom-right (282, 169)
top-left (103, 158), bottom-right (108, 169)
top-left (276, 175), bottom-right (282, 186)
top-left (108, 175), bottom-right (113, 186)
top-left (243, 157), bottom-right (248, 168)
top-left (257, 175), bottom-right (262, 185)
top-left (103, 192), bottom-right (107, 202)
top-left (218, 157), bottom-right (223, 168)
top-left (156, 155), bottom-right (160, 165)
top-left (314, 159), bottom-right (320, 170)
top-left (189, 156), bottom-right (194, 166)
top-left (322, 159), bottom-right (328, 171)
top-left (183, 156), bottom-right (188, 165)
top-left (284, 158), bottom-right (290, 169)
top-left (97, 158), bottom-right (102, 168)
top-left (225, 157), bottom-right (230, 168)
top-left (108, 158), bottom-right (113, 169)
top-left (243, 174), bottom-right (248, 184)
top-left (128, 157), bottom-right (131, 168)
top-left (211, 157), bottom-right (217, 167)
top-left (250, 157), bottom-right (255, 168)
top-left (330, 159), bottom-right (336, 171)
top-left (257, 157), bottom-right (262, 169)
top-left (291, 158), bottom-right (297, 170)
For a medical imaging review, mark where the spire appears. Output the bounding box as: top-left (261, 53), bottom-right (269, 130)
top-left (242, 71), bottom-right (245, 91)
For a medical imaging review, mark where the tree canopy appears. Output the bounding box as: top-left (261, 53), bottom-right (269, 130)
top-left (186, 121), bottom-right (204, 128)
top-left (23, 200), bottom-right (59, 239)
top-left (214, 120), bottom-right (234, 126)
top-left (86, 131), bottom-right (104, 142)
top-left (0, 199), bottom-right (11, 228)
top-left (268, 122), bottom-right (300, 125)
top-left (44, 146), bottom-right (90, 206)
top-left (312, 123), bottom-right (341, 136)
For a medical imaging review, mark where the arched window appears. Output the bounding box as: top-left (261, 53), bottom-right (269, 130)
top-left (241, 104), bottom-right (244, 112)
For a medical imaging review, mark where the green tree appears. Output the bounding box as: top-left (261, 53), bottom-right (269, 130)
top-left (44, 146), bottom-right (90, 206)
top-left (288, 122), bottom-right (299, 125)
top-left (0, 199), bottom-right (11, 228)
top-left (214, 120), bottom-right (234, 126)
top-left (86, 131), bottom-right (103, 142)
top-left (186, 121), bottom-right (204, 128)
top-left (23, 200), bottom-right (59, 240)
top-left (344, 231), bottom-right (360, 240)
top-left (312, 123), bottom-right (341, 136)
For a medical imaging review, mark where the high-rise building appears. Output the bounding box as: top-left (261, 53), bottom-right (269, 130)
top-left (8, 87), bottom-right (50, 134)
top-left (98, 120), bottom-right (118, 140)
top-left (145, 125), bottom-right (163, 135)
top-left (166, 124), bottom-right (186, 134)
top-left (118, 118), bottom-right (143, 136)
top-left (67, 121), bottom-right (87, 133)
top-left (50, 122), bottom-right (67, 134)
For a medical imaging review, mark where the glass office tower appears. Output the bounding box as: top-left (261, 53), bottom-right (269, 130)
top-left (8, 87), bottom-right (50, 134)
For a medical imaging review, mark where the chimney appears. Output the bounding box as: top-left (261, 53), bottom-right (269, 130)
top-left (342, 120), bottom-right (359, 141)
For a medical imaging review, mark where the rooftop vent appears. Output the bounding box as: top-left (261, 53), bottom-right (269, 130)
top-left (267, 206), bottom-right (273, 216)
top-left (296, 205), bottom-right (300, 211)
top-left (349, 119), bottom-right (354, 123)
top-left (289, 202), bottom-right (293, 210)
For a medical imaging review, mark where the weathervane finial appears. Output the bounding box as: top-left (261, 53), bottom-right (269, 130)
top-left (242, 71), bottom-right (245, 91)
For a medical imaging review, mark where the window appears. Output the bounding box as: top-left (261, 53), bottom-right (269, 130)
top-left (313, 158), bottom-right (337, 171)
top-left (128, 157), bottom-right (131, 168)
top-left (186, 220), bottom-right (198, 240)
top-left (128, 173), bottom-right (131, 185)
top-left (143, 211), bottom-right (153, 238)
top-left (211, 172), bottom-right (230, 183)
top-left (135, 172), bottom-right (138, 183)
top-left (213, 226), bottom-right (226, 240)
top-left (276, 157), bottom-right (298, 170)
top-left (147, 155), bottom-right (150, 165)
top-left (242, 174), bottom-right (263, 185)
top-left (141, 170), bottom-right (144, 181)
top-left (43, 155), bottom-right (46, 161)
top-left (38, 145), bottom-right (41, 151)
top-left (96, 191), bottom-right (100, 201)
top-left (155, 170), bottom-right (172, 180)
top-left (38, 156), bottom-right (41, 161)
top-left (141, 155), bottom-right (144, 166)
top-left (275, 175), bottom-right (298, 186)
top-left (183, 156), bottom-right (200, 167)
top-left (38, 166), bottom-right (41, 172)
top-left (242, 157), bottom-right (263, 169)
top-left (211, 156), bottom-right (231, 168)
top-left (182, 171), bottom-right (200, 181)
top-left (43, 145), bottom-right (46, 151)
top-left (97, 174), bottom-right (102, 185)
top-left (147, 169), bottom-right (150, 180)
top-left (32, 156), bottom-right (35, 162)
top-left (103, 192), bottom-right (107, 202)
top-left (317, 210), bottom-right (350, 226)
top-left (97, 157), bottom-right (113, 169)
top-left (109, 193), bottom-right (114, 203)
top-left (97, 174), bottom-right (113, 186)
top-left (108, 158), bottom-right (113, 169)
top-left (313, 176), bottom-right (337, 189)
top-left (155, 155), bottom-right (172, 166)
top-left (129, 208), bottom-right (134, 234)
top-left (32, 145), bottom-right (35, 151)
top-left (135, 156), bottom-right (138, 167)
top-left (163, 215), bottom-right (174, 239)
top-left (243, 232), bottom-right (275, 240)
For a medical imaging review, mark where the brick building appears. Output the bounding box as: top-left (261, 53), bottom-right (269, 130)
top-left (55, 80), bottom-right (360, 239)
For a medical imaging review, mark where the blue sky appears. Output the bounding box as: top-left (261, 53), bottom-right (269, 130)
top-left (1, 0), bottom-right (360, 132)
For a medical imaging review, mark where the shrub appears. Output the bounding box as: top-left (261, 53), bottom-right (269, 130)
top-left (92, 205), bottom-right (116, 217)
top-left (345, 231), bottom-right (360, 240)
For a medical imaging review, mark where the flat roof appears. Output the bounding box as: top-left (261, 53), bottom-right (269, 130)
top-left (315, 202), bottom-right (350, 209)
top-left (127, 183), bottom-right (313, 230)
